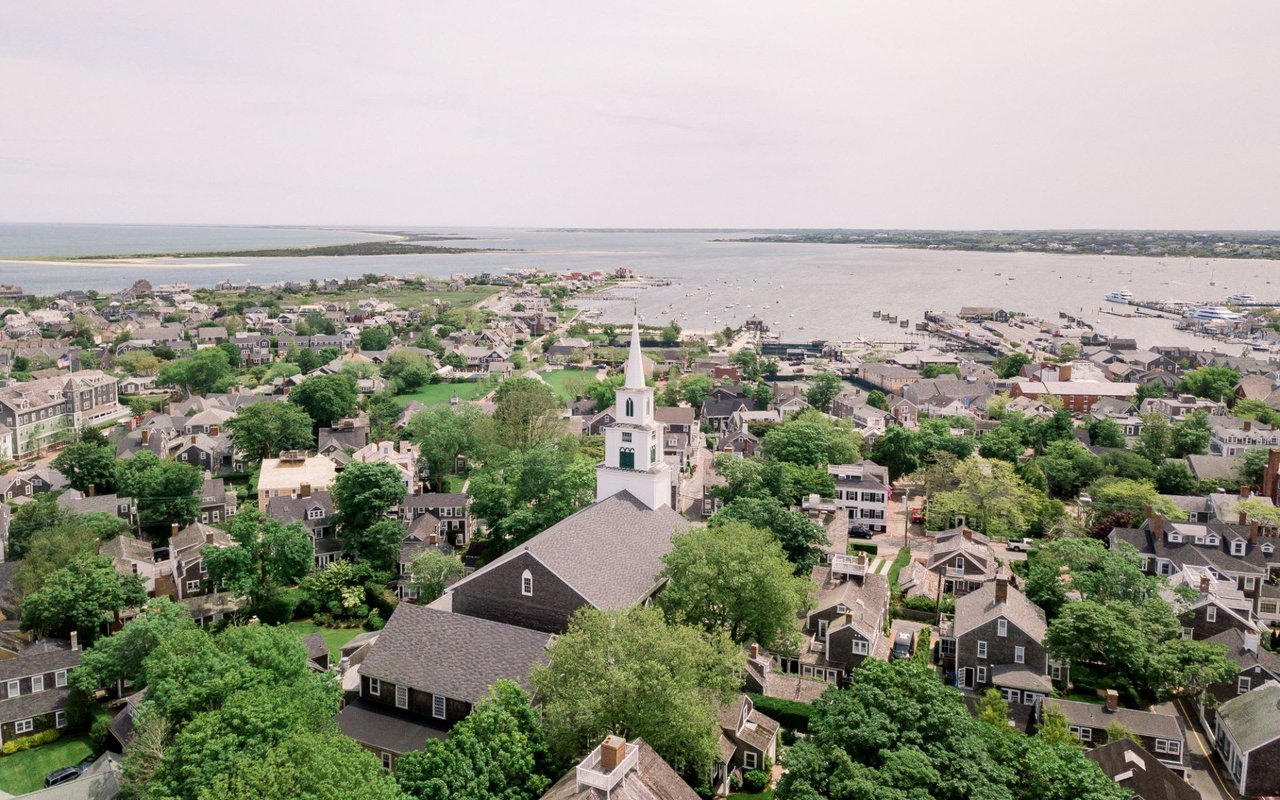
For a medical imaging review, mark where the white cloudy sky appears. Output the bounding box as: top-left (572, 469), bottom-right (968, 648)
top-left (2, 2), bottom-right (1277, 228)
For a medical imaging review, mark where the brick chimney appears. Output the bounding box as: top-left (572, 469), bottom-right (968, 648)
top-left (994, 574), bottom-right (1008, 603)
top-left (600, 735), bottom-right (626, 771)
top-left (1241, 484), bottom-right (1252, 498)
top-left (1059, 363), bottom-right (1072, 382)
top-left (171, 522), bottom-right (179, 537)
top-left (87, 484), bottom-right (95, 497)
top-left (1240, 509), bottom-right (1248, 525)
top-left (1251, 521), bottom-right (1260, 545)
top-left (1151, 513), bottom-right (1163, 538)
top-left (300, 483), bottom-right (311, 498)
top-left (70, 631), bottom-right (79, 652)
top-left (1244, 420), bottom-right (1253, 432)
top-left (190, 434), bottom-right (197, 443)
top-left (141, 428), bottom-right (151, 445)
top-left (1104, 689), bottom-right (1118, 712)
top-left (1264, 449), bottom-right (1280, 503)
top-left (962, 528), bottom-right (973, 542)
top-left (205, 531), bottom-right (214, 545)
top-left (210, 425), bottom-right (220, 437)
top-left (750, 643), bottom-right (760, 659)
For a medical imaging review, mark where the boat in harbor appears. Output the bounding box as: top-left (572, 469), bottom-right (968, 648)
top-left (1104, 290), bottom-right (1133, 303)
top-left (1227, 292), bottom-right (1256, 304)
top-left (1185, 305), bottom-right (1243, 321)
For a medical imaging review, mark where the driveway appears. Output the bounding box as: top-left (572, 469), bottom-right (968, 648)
top-left (1170, 698), bottom-right (1238, 800)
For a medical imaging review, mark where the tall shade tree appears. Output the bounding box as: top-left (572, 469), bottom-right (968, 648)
top-left (805, 372), bottom-right (843, 412)
top-left (1175, 366), bottom-right (1240, 401)
top-left (21, 554), bottom-right (147, 644)
top-left (1086, 417), bottom-right (1126, 449)
top-left (711, 497), bottom-right (829, 573)
top-left (468, 446), bottom-right (596, 552)
top-left (396, 681), bottom-right (558, 800)
top-left (116, 451), bottom-right (203, 531)
top-left (657, 521), bottom-right (810, 652)
top-left (406, 404), bottom-right (481, 490)
top-left (203, 513), bottom-right (314, 609)
top-left (332, 461), bottom-right (409, 542)
top-left (225, 401), bottom-right (316, 462)
top-left (406, 550), bottom-right (465, 605)
top-left (289, 372), bottom-right (359, 429)
top-left (211, 729), bottom-right (406, 800)
top-left (6, 495), bottom-right (74, 560)
top-left (1145, 639), bottom-right (1237, 700)
top-left (532, 607), bottom-right (742, 789)
top-left (51, 441), bottom-right (118, 494)
top-left (486, 377), bottom-right (565, 454)
top-left (1025, 538), bottom-right (1155, 618)
top-left (71, 597), bottom-right (194, 696)
top-left (14, 520), bottom-right (100, 596)
top-left (156, 347), bottom-right (234, 396)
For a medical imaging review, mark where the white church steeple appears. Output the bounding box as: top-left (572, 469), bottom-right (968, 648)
top-left (596, 314), bottom-right (671, 509)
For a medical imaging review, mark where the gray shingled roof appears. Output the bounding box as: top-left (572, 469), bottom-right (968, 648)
top-left (0, 640), bottom-right (80, 683)
top-left (334, 697), bottom-right (445, 755)
top-left (953, 581), bottom-right (1046, 640)
top-left (539, 738), bottom-right (699, 800)
top-left (1048, 699), bottom-right (1183, 741)
top-left (1085, 739), bottom-right (1198, 800)
top-left (360, 604), bottom-right (552, 704)
top-left (448, 492), bottom-right (691, 611)
top-left (1216, 682), bottom-right (1280, 752)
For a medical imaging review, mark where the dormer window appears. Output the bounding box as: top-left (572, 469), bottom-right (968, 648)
top-left (521, 570), bottom-right (533, 596)
top-left (307, 507), bottom-right (325, 520)
top-left (1232, 541), bottom-right (1246, 556)
top-left (1168, 533), bottom-right (1182, 543)
top-left (1206, 535), bottom-right (1219, 546)
top-left (1263, 543), bottom-right (1275, 555)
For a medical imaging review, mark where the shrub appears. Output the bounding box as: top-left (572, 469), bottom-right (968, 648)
top-left (748, 693), bottom-right (813, 733)
top-left (901, 595), bottom-right (937, 613)
top-left (1, 728), bottom-right (59, 754)
top-left (252, 591), bottom-right (299, 626)
top-left (849, 542), bottom-right (878, 557)
top-left (743, 768), bottom-right (771, 792)
top-left (89, 715), bottom-right (112, 750)
top-left (364, 610), bottom-right (386, 631)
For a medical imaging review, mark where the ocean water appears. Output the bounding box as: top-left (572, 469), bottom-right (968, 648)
top-left (1, 224), bottom-right (1277, 348)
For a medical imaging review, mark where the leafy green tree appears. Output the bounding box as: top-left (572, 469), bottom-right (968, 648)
top-left (1171, 410), bottom-right (1212, 457)
top-left (359, 326), bottom-right (393, 351)
top-left (348, 518), bottom-right (408, 574)
top-left (870, 425), bottom-right (920, 481)
top-left (1026, 538), bottom-right (1156, 617)
top-left (927, 456), bottom-right (1042, 537)
top-left (658, 522), bottom-right (810, 651)
top-left (660, 321), bottom-right (682, 346)
top-left (52, 442), bottom-right (119, 494)
top-left (679, 374), bottom-right (713, 408)
top-left (776, 659), bottom-right (1019, 800)
top-left (918, 416), bottom-right (977, 460)
top-left (14, 521), bottom-right (99, 596)
top-left (1085, 478), bottom-right (1184, 524)
top-left (532, 607), bottom-right (742, 788)
top-left (1232, 398), bottom-right (1280, 426)
top-left (922, 363), bottom-right (961, 378)
top-left (752, 381), bottom-right (773, 409)
top-left (156, 347), bottom-right (234, 396)
top-left (1029, 409), bottom-right (1075, 452)
top-left (7, 494), bottom-right (74, 560)
top-left (866, 390), bottom-right (887, 410)
top-left (406, 550), bottom-right (465, 605)
top-left (211, 728), bottom-right (406, 800)
top-left (1099, 449), bottom-right (1158, 483)
top-left (407, 405), bottom-right (480, 489)
top-left (1145, 638), bottom-right (1237, 700)
top-left (1238, 446), bottom-right (1272, 489)
top-left (1035, 441), bottom-right (1105, 499)
top-left (1134, 381), bottom-right (1167, 404)
top-left (1176, 366), bottom-right (1239, 401)
top-left (71, 597), bottom-right (194, 695)
top-left (396, 681), bottom-right (557, 800)
top-left (979, 424), bottom-right (1026, 462)
top-left (1155, 460), bottom-right (1199, 495)
top-left (225, 401), bottom-right (315, 461)
top-left (975, 688), bottom-right (1010, 727)
top-left (289, 372), bottom-right (359, 429)
top-left (711, 496), bottom-right (829, 572)
top-left (1086, 418), bottom-right (1126, 449)
top-left (805, 373), bottom-right (843, 412)
top-left (468, 447), bottom-right (595, 552)
top-left (203, 513), bottom-right (313, 609)
top-left (116, 451), bottom-right (203, 530)
top-left (1045, 599), bottom-right (1178, 691)
top-left (299, 560), bottom-right (380, 620)
top-left (994, 352), bottom-right (1031, 379)
top-left (763, 420), bottom-right (831, 466)
top-left (484, 377), bottom-right (565, 454)
top-left (332, 461), bottom-right (409, 539)
top-left (21, 554), bottom-right (146, 643)
top-left (383, 350), bottom-right (434, 392)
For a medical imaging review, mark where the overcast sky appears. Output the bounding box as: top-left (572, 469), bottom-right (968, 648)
top-left (3, 2), bottom-right (1277, 229)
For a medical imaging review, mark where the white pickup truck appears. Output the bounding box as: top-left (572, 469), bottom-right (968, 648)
top-left (1006, 538), bottom-right (1034, 552)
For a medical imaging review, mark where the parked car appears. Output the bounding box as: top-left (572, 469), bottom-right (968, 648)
top-left (891, 630), bottom-right (914, 660)
top-left (848, 523), bottom-right (873, 540)
top-left (910, 508), bottom-right (924, 525)
top-left (1077, 492), bottom-right (1092, 505)
top-left (45, 766), bottom-right (82, 787)
top-left (1006, 538), bottom-right (1034, 552)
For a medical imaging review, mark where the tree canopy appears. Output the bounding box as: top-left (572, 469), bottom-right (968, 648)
top-left (203, 513), bottom-right (314, 609)
top-left (468, 446), bottom-right (596, 553)
top-left (21, 554), bottom-right (147, 644)
top-left (225, 401), bottom-right (315, 461)
top-left (289, 372), bottom-right (359, 428)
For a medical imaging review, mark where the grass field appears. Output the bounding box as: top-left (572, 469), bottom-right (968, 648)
top-left (393, 381), bottom-right (494, 408)
top-left (540, 368), bottom-right (598, 402)
top-left (0, 735), bottom-right (94, 795)
top-left (887, 546), bottom-right (912, 593)
top-left (285, 620), bottom-right (365, 661)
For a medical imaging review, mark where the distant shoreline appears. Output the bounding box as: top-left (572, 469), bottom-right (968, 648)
top-left (14, 241), bottom-right (514, 261)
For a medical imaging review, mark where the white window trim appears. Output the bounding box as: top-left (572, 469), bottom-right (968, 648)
top-left (432, 695), bottom-right (446, 719)
top-left (1014, 646), bottom-right (1025, 664)
top-left (395, 685), bottom-right (409, 710)
top-left (976, 666), bottom-right (987, 683)
top-left (1070, 725), bottom-right (1092, 742)
top-left (1238, 676), bottom-right (1252, 694)
top-left (521, 570), bottom-right (533, 597)
top-left (997, 618), bottom-right (1007, 637)
top-left (6, 680), bottom-right (18, 697)
top-left (381, 752), bottom-right (393, 770)
top-left (31, 675), bottom-right (43, 693)
top-left (369, 677), bottom-right (380, 696)
top-left (55, 710), bottom-right (66, 729)
top-left (743, 750), bottom-right (759, 769)
top-left (1206, 606), bottom-right (1217, 623)
top-left (14, 718), bottom-right (33, 735)
top-left (54, 670), bottom-right (66, 688)
top-left (977, 641), bottom-right (988, 659)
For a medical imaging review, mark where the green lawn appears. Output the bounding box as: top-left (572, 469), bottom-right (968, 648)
top-left (541, 368), bottom-right (598, 402)
top-left (731, 791), bottom-right (774, 799)
top-left (393, 381), bottom-right (493, 408)
top-left (285, 620), bottom-right (365, 661)
top-left (0, 735), bottom-right (94, 795)
top-left (887, 546), bottom-right (912, 593)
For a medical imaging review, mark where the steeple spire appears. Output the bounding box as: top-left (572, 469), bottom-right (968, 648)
top-left (624, 313), bottom-right (645, 389)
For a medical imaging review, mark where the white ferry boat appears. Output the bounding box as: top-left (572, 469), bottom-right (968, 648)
top-left (1104, 290), bottom-right (1133, 303)
top-left (1227, 292), bottom-right (1256, 304)
top-left (1186, 305), bottom-right (1243, 322)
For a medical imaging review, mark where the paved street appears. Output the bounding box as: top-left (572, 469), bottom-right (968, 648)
top-left (1171, 698), bottom-right (1238, 800)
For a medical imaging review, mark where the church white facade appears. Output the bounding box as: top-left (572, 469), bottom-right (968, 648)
top-left (596, 316), bottom-right (672, 510)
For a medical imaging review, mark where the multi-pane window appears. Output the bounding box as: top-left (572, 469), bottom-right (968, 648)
top-left (977, 641), bottom-right (988, 659)
top-left (396, 685), bottom-right (409, 709)
top-left (997, 619), bottom-right (1007, 637)
top-left (432, 695), bottom-right (446, 719)
top-left (14, 719), bottom-right (33, 735)
top-left (1014, 646), bottom-right (1025, 664)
